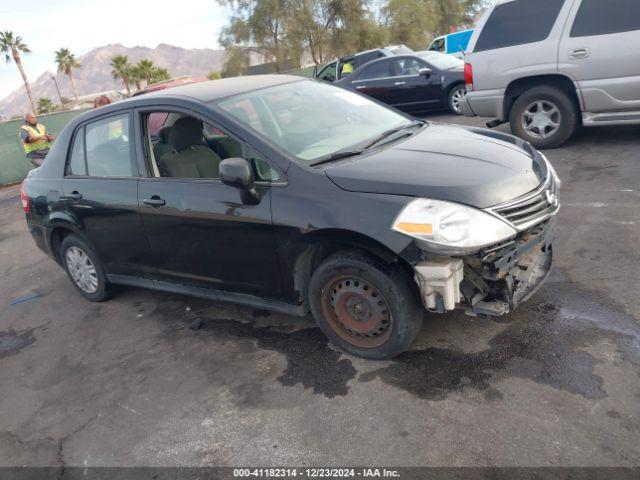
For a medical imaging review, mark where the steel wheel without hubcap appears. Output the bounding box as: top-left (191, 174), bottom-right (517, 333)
top-left (450, 87), bottom-right (466, 114)
top-left (65, 246), bottom-right (99, 294)
top-left (522, 100), bottom-right (561, 139)
top-left (321, 276), bottom-right (393, 349)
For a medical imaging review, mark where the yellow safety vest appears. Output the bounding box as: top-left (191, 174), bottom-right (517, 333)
top-left (20, 124), bottom-right (52, 154)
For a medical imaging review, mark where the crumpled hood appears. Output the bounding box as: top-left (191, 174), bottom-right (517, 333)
top-left (324, 123), bottom-right (547, 209)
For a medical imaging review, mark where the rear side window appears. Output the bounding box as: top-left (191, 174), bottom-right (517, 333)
top-left (358, 61), bottom-right (390, 80)
top-left (67, 127), bottom-right (86, 176)
top-left (571, 0), bottom-right (640, 37)
top-left (85, 114), bottom-right (134, 177)
top-left (474, 0), bottom-right (564, 52)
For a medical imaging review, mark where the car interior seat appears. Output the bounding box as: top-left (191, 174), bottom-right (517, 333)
top-left (159, 117), bottom-right (221, 178)
top-left (153, 126), bottom-right (173, 161)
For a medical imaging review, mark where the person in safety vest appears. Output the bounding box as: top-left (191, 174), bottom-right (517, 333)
top-left (19, 113), bottom-right (54, 167)
top-left (341, 61), bottom-right (354, 77)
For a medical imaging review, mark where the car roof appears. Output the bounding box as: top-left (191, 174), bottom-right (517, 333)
top-left (141, 74), bottom-right (304, 102)
top-left (67, 74), bottom-right (308, 126)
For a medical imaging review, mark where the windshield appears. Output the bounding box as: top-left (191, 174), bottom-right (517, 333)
top-left (417, 51), bottom-right (463, 70)
top-left (216, 80), bottom-right (411, 163)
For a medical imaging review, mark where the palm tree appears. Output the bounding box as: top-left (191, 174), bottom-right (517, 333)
top-left (136, 59), bottom-right (155, 85)
top-left (0, 31), bottom-right (36, 115)
top-left (37, 97), bottom-right (57, 114)
top-left (54, 48), bottom-right (81, 99)
top-left (130, 64), bottom-right (144, 91)
top-left (150, 67), bottom-right (170, 84)
top-left (110, 55), bottom-right (132, 96)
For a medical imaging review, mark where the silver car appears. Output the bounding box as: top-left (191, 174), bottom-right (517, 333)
top-left (460, 0), bottom-right (640, 148)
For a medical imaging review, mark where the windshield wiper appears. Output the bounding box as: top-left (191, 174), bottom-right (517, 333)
top-left (309, 120), bottom-right (426, 167)
top-left (361, 120), bottom-right (426, 150)
top-left (310, 149), bottom-right (364, 167)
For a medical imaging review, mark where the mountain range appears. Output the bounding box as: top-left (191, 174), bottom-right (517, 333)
top-left (0, 44), bottom-right (230, 119)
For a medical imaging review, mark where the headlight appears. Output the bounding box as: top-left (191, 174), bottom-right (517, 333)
top-left (392, 198), bottom-right (517, 254)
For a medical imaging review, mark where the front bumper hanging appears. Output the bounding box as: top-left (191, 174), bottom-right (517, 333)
top-left (413, 220), bottom-right (555, 317)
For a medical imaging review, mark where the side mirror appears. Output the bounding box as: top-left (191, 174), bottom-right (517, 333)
top-left (219, 157), bottom-right (260, 204)
top-left (419, 67), bottom-right (433, 78)
top-left (220, 157), bottom-right (254, 190)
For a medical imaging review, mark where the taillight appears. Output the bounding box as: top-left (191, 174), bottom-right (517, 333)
top-left (20, 182), bottom-right (30, 212)
top-left (464, 63), bottom-right (474, 91)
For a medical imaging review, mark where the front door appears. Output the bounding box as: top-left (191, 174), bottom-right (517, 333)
top-left (559, 0), bottom-right (640, 114)
top-left (387, 57), bottom-right (442, 111)
top-left (62, 111), bottom-right (149, 277)
top-left (136, 110), bottom-right (282, 298)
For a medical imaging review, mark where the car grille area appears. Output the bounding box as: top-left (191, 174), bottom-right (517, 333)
top-left (489, 174), bottom-right (559, 230)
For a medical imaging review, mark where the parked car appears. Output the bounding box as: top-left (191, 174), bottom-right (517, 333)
top-left (427, 29), bottom-right (474, 59)
top-left (22, 75), bottom-right (560, 359)
top-left (460, 0), bottom-right (640, 148)
top-left (335, 51), bottom-right (468, 114)
top-left (314, 45), bottom-right (413, 83)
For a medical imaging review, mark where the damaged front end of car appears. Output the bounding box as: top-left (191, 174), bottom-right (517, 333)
top-left (399, 163), bottom-right (560, 317)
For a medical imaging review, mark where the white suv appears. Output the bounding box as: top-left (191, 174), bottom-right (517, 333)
top-left (459, 0), bottom-right (640, 148)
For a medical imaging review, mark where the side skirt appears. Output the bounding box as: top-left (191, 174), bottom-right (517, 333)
top-left (107, 274), bottom-right (308, 317)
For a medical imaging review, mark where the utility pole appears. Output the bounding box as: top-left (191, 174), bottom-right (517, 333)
top-left (51, 75), bottom-right (65, 110)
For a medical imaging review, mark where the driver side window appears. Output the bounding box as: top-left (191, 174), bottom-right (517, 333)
top-left (144, 111), bottom-right (279, 182)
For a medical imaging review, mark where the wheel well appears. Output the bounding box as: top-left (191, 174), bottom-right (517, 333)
top-left (291, 230), bottom-right (415, 309)
top-left (447, 81), bottom-right (465, 97)
top-left (503, 75), bottom-right (581, 122)
top-left (49, 226), bottom-right (75, 264)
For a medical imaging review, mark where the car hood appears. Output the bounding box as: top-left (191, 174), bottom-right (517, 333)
top-left (323, 123), bottom-right (547, 209)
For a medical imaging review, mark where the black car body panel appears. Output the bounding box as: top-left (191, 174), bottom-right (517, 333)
top-left (335, 54), bottom-right (465, 112)
top-left (22, 75), bottom-right (557, 325)
top-left (323, 123), bottom-right (547, 208)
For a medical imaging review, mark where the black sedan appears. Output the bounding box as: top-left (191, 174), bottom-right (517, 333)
top-left (22, 75), bottom-right (559, 359)
top-left (335, 51), bottom-right (467, 114)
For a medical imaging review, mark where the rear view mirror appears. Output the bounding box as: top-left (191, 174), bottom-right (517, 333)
top-left (419, 67), bottom-right (432, 77)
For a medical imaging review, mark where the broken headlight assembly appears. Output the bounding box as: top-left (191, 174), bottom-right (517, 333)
top-left (392, 198), bottom-right (518, 255)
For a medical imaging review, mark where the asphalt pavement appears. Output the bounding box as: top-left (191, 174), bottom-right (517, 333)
top-left (0, 114), bottom-right (639, 468)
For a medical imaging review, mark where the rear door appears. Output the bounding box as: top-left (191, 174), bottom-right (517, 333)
top-left (62, 111), bottom-right (149, 277)
top-left (559, 0), bottom-right (640, 114)
top-left (349, 60), bottom-right (393, 104)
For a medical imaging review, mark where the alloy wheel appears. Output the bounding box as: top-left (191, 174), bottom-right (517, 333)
top-left (65, 246), bottom-right (99, 294)
top-left (522, 100), bottom-right (561, 139)
top-left (450, 87), bottom-right (466, 114)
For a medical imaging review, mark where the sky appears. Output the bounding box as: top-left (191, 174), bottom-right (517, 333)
top-left (0, 0), bottom-right (230, 99)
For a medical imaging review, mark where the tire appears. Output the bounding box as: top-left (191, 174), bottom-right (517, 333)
top-left (509, 85), bottom-right (578, 149)
top-left (308, 250), bottom-right (423, 360)
top-left (448, 85), bottom-right (466, 115)
top-left (60, 234), bottom-right (113, 302)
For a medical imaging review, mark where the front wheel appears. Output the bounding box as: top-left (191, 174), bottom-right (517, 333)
top-left (60, 234), bottom-right (113, 302)
top-left (308, 251), bottom-right (423, 360)
top-left (448, 85), bottom-right (467, 115)
top-left (509, 85), bottom-right (578, 149)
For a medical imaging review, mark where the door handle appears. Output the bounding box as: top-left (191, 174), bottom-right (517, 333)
top-left (394, 81), bottom-right (406, 86)
top-left (143, 196), bottom-right (166, 207)
top-left (61, 191), bottom-right (83, 201)
top-left (355, 85), bottom-right (366, 90)
top-left (569, 48), bottom-right (590, 59)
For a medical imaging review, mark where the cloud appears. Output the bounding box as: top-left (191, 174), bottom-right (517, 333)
top-left (0, 0), bottom-right (229, 98)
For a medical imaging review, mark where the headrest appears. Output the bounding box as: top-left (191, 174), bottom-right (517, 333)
top-left (169, 116), bottom-right (204, 151)
top-left (158, 126), bottom-right (171, 143)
